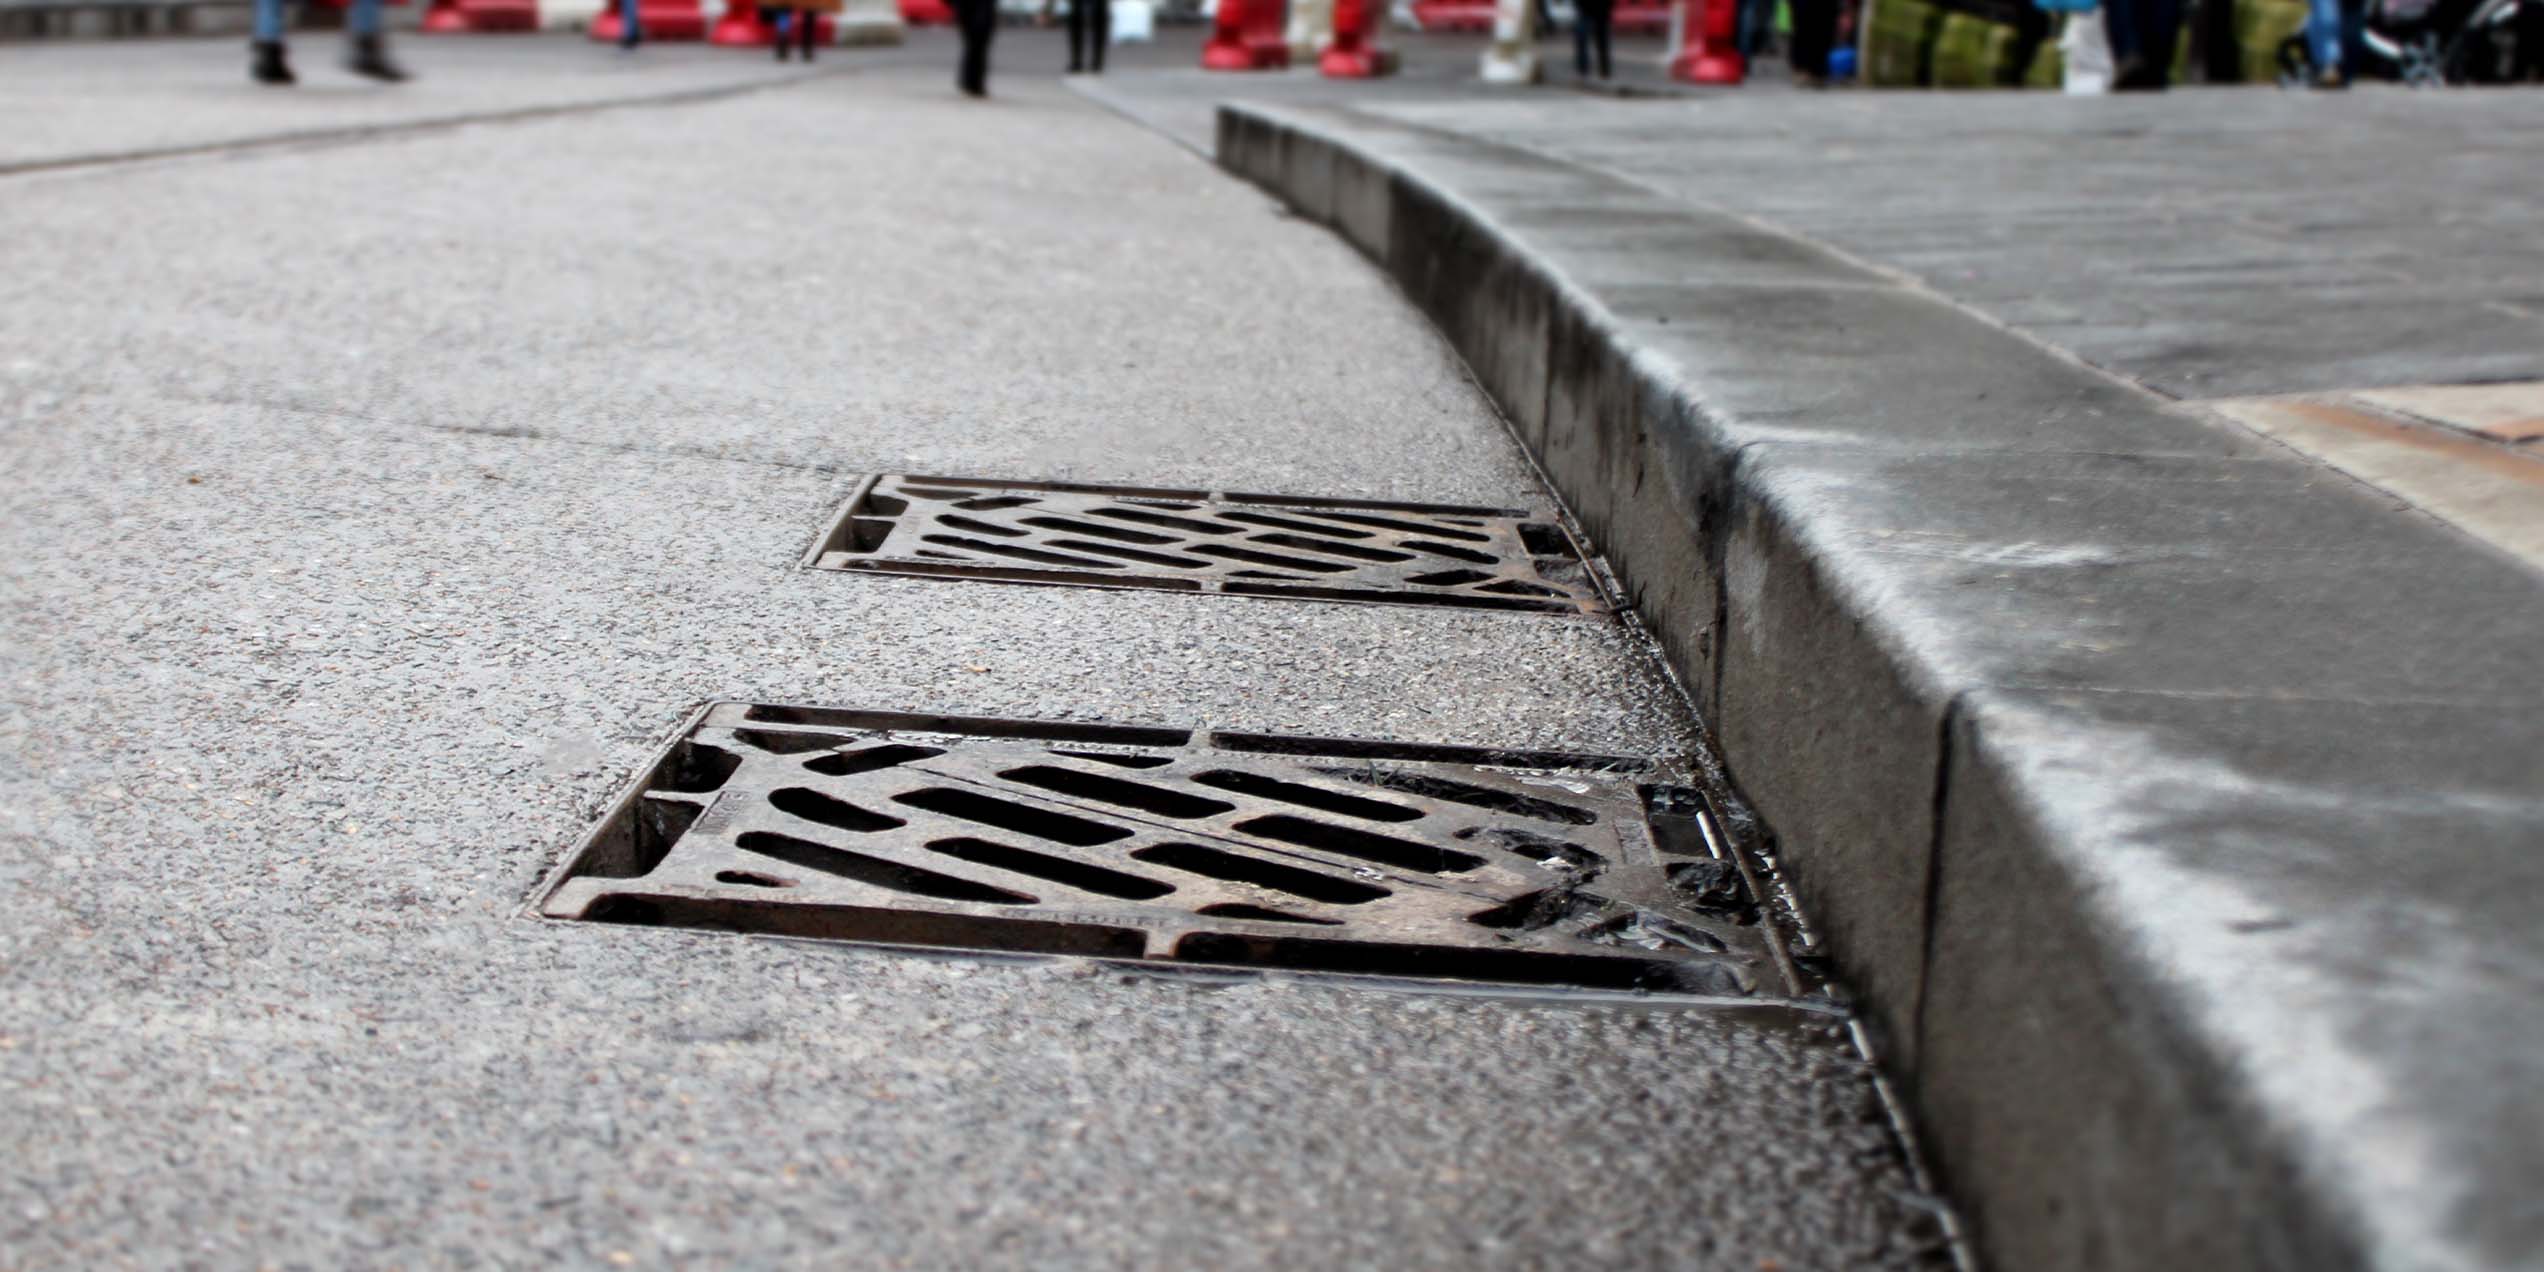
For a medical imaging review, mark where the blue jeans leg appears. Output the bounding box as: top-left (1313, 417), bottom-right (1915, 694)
top-left (2307, 0), bottom-right (2342, 70)
top-left (620, 0), bottom-right (642, 38)
top-left (253, 0), bottom-right (286, 39)
top-left (349, 0), bottom-right (381, 35)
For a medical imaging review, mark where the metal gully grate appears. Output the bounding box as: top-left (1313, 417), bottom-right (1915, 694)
top-left (801, 475), bottom-right (1606, 613)
top-left (536, 704), bottom-right (1790, 995)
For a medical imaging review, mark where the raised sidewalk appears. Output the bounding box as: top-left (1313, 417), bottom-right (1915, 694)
top-left (1219, 99), bottom-right (2544, 1271)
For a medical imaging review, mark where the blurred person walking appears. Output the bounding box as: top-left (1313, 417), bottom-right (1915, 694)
top-left (250, 0), bottom-right (409, 84)
top-left (1788, 0), bottom-right (1838, 82)
top-left (2102, 0), bottom-right (2182, 86)
top-left (615, 0), bottom-right (642, 48)
top-left (951, 0), bottom-right (997, 94)
top-left (2303, 0), bottom-right (2363, 83)
top-left (774, 0), bottom-right (839, 59)
top-left (1049, 0), bottom-right (1107, 72)
top-left (1574, 0), bottom-right (1614, 77)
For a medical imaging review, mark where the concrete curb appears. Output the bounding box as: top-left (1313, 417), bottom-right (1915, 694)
top-left (1217, 102), bottom-right (2544, 1271)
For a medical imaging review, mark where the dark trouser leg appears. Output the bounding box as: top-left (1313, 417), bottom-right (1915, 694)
top-left (2138, 0), bottom-right (2182, 81)
top-left (1067, 0), bottom-right (1087, 68)
top-left (1788, 0), bottom-right (1834, 73)
top-left (2517, 0), bottom-right (2543, 79)
top-left (1088, 0), bottom-right (1107, 70)
top-left (1575, 0), bottom-right (1613, 74)
top-left (799, 6), bottom-right (816, 56)
top-left (2103, 0), bottom-right (2144, 67)
top-left (953, 0), bottom-right (994, 91)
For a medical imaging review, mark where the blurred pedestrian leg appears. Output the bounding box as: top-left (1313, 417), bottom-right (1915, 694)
top-left (1788, 0), bottom-right (1836, 81)
top-left (1068, 0), bottom-right (1109, 71)
top-left (618, 0), bottom-right (642, 47)
top-left (952, 0), bottom-right (996, 93)
top-left (1573, 0), bottom-right (1613, 75)
top-left (2102, 0), bottom-right (2180, 86)
top-left (2304, 0), bottom-right (2361, 82)
top-left (249, 0), bottom-right (407, 85)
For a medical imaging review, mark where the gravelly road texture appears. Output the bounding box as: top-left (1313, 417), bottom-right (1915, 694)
top-left (0, 43), bottom-right (1942, 1269)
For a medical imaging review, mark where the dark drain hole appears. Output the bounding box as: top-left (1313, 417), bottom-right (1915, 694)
top-left (935, 514), bottom-right (1030, 539)
top-left (1478, 580), bottom-right (1565, 598)
top-left (1289, 511), bottom-right (1494, 543)
top-left (925, 837), bottom-right (1174, 900)
top-left (1402, 540), bottom-right (1499, 564)
top-left (731, 729), bottom-right (854, 755)
top-left (658, 741), bottom-right (744, 793)
top-left (735, 831), bottom-right (1036, 904)
top-left (998, 765), bottom-right (1235, 819)
top-left (1518, 523), bottom-right (1573, 556)
top-left (1087, 507), bottom-right (1239, 535)
top-left (1232, 815), bottom-right (1486, 874)
top-left (715, 870), bottom-right (793, 888)
top-left (1188, 770), bottom-right (1424, 823)
top-left (1188, 543), bottom-right (1354, 573)
top-left (921, 535), bottom-right (1125, 570)
top-left (1174, 933), bottom-right (1686, 991)
top-left (953, 495), bottom-right (1040, 511)
top-left (1018, 515), bottom-right (1179, 545)
top-left (1330, 771), bottom-right (1598, 825)
top-left (1404, 569), bottom-right (1494, 587)
top-left (803, 744), bottom-right (948, 777)
top-left (892, 788), bottom-right (1135, 846)
top-left (1131, 843), bottom-right (1389, 904)
top-left (1044, 539), bottom-right (1215, 569)
top-left (770, 787), bottom-right (906, 834)
top-left (1049, 749), bottom-right (1176, 769)
top-left (582, 895), bottom-right (1146, 958)
top-left (1246, 534), bottom-right (1414, 563)
top-left (1197, 903), bottom-right (1341, 926)
top-left (1216, 511), bottom-right (1374, 539)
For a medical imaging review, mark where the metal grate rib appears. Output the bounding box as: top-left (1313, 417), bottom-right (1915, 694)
top-left (536, 705), bottom-right (1790, 995)
top-left (801, 476), bottom-right (1606, 613)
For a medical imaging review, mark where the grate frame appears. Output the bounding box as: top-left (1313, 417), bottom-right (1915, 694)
top-left (533, 704), bottom-right (1805, 997)
top-left (801, 475), bottom-right (1610, 614)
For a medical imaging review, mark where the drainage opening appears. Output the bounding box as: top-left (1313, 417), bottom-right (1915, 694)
top-left (538, 704), bottom-right (1777, 996)
top-left (803, 475), bottom-right (1608, 614)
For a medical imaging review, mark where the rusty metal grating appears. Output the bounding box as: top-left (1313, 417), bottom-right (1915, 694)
top-left (536, 704), bottom-right (1793, 995)
top-left (802, 475), bottom-right (1606, 613)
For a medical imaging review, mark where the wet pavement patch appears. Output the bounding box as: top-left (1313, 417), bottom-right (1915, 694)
top-left (803, 475), bottom-right (1607, 613)
top-left (536, 704), bottom-right (1801, 995)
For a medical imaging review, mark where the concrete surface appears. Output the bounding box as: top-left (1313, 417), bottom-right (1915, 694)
top-left (1218, 95), bottom-right (2544, 1272)
top-left (0, 37), bottom-right (1950, 1270)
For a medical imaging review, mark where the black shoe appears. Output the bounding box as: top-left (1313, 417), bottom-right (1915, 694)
top-left (776, 37), bottom-right (791, 59)
top-left (251, 39), bottom-right (295, 85)
top-left (347, 33), bottom-right (410, 82)
top-left (1068, 59), bottom-right (1083, 72)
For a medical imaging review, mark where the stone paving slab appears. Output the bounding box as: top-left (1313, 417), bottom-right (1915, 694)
top-left (0, 49), bottom-right (1949, 1269)
top-left (1357, 90), bottom-right (2544, 401)
top-left (1219, 96), bottom-right (2544, 1272)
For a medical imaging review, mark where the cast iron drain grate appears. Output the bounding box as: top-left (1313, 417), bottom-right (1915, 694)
top-left (537, 704), bottom-right (1789, 995)
top-left (802, 475), bottom-right (1606, 613)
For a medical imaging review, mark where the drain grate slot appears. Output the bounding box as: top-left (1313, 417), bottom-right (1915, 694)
top-left (538, 705), bottom-right (1789, 996)
top-left (804, 476), bottom-right (1607, 613)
